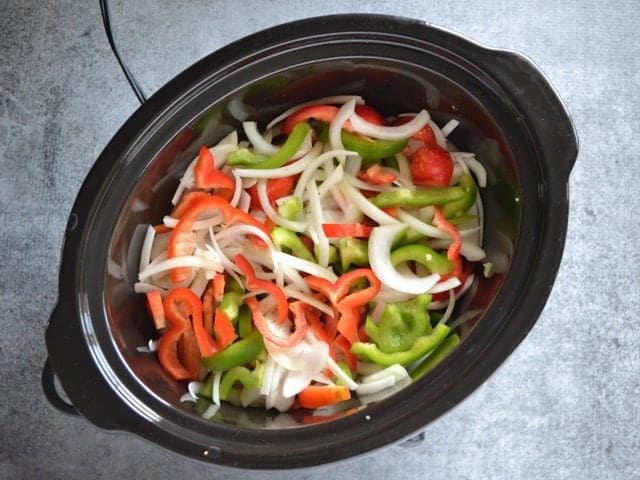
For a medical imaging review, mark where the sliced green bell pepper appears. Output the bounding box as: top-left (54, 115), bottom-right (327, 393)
top-left (228, 122), bottom-right (311, 169)
top-left (315, 243), bottom-right (338, 265)
top-left (338, 237), bottom-right (369, 271)
top-left (351, 323), bottom-right (450, 367)
top-left (442, 173), bottom-right (477, 218)
top-left (390, 244), bottom-right (452, 275)
top-left (219, 291), bottom-right (242, 322)
top-left (364, 294), bottom-right (431, 354)
top-left (277, 196), bottom-right (303, 220)
top-left (271, 226), bottom-right (315, 262)
top-left (341, 130), bottom-right (408, 161)
top-left (219, 363), bottom-right (264, 401)
top-left (410, 333), bottom-right (460, 380)
top-left (371, 183), bottom-right (467, 208)
top-left (237, 303), bottom-right (253, 339)
top-left (201, 329), bottom-right (264, 371)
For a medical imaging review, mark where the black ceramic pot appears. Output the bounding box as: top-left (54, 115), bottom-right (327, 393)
top-left (43, 14), bottom-right (577, 469)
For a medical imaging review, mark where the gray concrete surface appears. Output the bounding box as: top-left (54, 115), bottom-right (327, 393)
top-left (1, 0), bottom-right (639, 478)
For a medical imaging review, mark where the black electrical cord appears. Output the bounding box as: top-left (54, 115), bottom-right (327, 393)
top-left (99, 0), bottom-right (147, 104)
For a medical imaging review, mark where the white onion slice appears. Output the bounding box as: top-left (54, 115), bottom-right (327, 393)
top-left (441, 119), bottom-right (460, 138)
top-left (438, 290), bottom-right (456, 325)
top-left (329, 99), bottom-right (356, 151)
top-left (292, 149), bottom-right (356, 199)
top-left (427, 277), bottom-right (462, 294)
top-left (350, 110), bottom-right (429, 140)
top-left (133, 282), bottom-right (167, 296)
top-left (306, 181), bottom-right (331, 267)
top-left (326, 357), bottom-right (359, 390)
top-left (282, 286), bottom-right (334, 317)
top-left (340, 180), bottom-right (400, 226)
top-left (273, 251), bottom-right (337, 282)
top-left (139, 225), bottom-right (155, 273)
top-left (212, 371), bottom-right (223, 406)
top-left (229, 173), bottom-right (244, 208)
top-left (317, 163), bottom-right (345, 198)
top-left (396, 210), bottom-right (449, 239)
top-left (201, 403), bottom-right (220, 420)
top-left (428, 274), bottom-right (475, 310)
top-left (360, 364), bottom-right (409, 384)
top-left (266, 95), bottom-right (364, 130)
top-left (395, 152), bottom-right (413, 187)
top-left (242, 121), bottom-right (278, 155)
top-left (369, 224), bottom-right (441, 294)
top-left (163, 214), bottom-right (223, 231)
top-left (428, 239), bottom-right (486, 262)
top-left (138, 254), bottom-right (222, 281)
top-left (426, 119), bottom-right (447, 148)
top-left (256, 179), bottom-right (307, 232)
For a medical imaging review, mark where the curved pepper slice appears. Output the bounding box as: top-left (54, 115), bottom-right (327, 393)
top-left (193, 146), bottom-right (235, 190)
top-left (228, 122), bottom-right (311, 169)
top-left (341, 130), bottom-right (408, 161)
top-left (245, 296), bottom-right (308, 348)
top-left (282, 104), bottom-right (385, 134)
top-left (433, 206), bottom-right (462, 279)
top-left (390, 243), bottom-right (452, 275)
top-left (351, 323), bottom-right (450, 367)
top-left (201, 329), bottom-right (264, 371)
top-left (305, 268), bottom-right (381, 344)
top-left (167, 195), bottom-right (269, 283)
top-left (370, 181), bottom-right (468, 208)
top-left (410, 333), bottom-right (460, 380)
top-left (158, 288), bottom-right (203, 380)
top-left (235, 254), bottom-right (288, 324)
top-left (271, 227), bottom-right (316, 262)
top-left (358, 164), bottom-right (397, 185)
top-left (441, 172), bottom-right (477, 218)
top-left (322, 223), bottom-right (372, 239)
top-left (219, 364), bottom-right (264, 401)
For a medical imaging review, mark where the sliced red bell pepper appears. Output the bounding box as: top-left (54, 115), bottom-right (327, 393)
top-left (153, 224), bottom-right (172, 234)
top-left (247, 175), bottom-right (297, 210)
top-left (193, 146), bottom-right (235, 190)
top-left (410, 145), bottom-right (454, 187)
top-left (358, 164), bottom-right (397, 185)
top-left (171, 190), bottom-right (209, 219)
top-left (213, 273), bottom-right (225, 303)
top-left (213, 307), bottom-right (237, 350)
top-left (298, 385), bottom-right (351, 409)
top-left (158, 288), bottom-right (204, 380)
top-left (235, 254), bottom-right (288, 324)
top-left (145, 290), bottom-right (166, 330)
top-left (281, 104), bottom-right (385, 134)
top-left (305, 268), bottom-right (381, 344)
top-left (168, 195), bottom-right (269, 283)
top-left (433, 206), bottom-right (462, 278)
top-left (165, 287), bottom-right (217, 358)
top-left (334, 334), bottom-right (357, 371)
top-left (245, 296), bottom-right (308, 348)
top-left (321, 223), bottom-right (373, 239)
top-left (202, 281), bottom-right (215, 335)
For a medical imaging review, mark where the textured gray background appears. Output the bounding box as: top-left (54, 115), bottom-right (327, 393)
top-left (1, 0), bottom-right (639, 479)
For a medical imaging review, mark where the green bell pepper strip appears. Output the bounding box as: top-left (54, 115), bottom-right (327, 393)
top-left (442, 173), bottom-right (477, 218)
top-left (226, 148), bottom-right (266, 167)
top-left (198, 372), bottom-right (215, 399)
top-left (351, 323), bottom-right (450, 366)
top-left (277, 196), bottom-right (303, 220)
top-left (390, 244), bottom-right (452, 275)
top-left (371, 182), bottom-right (468, 208)
top-left (225, 275), bottom-right (244, 294)
top-left (219, 292), bottom-right (242, 322)
top-left (341, 130), bottom-right (408, 161)
top-left (410, 333), bottom-right (460, 380)
top-left (364, 294), bottom-right (431, 353)
top-left (315, 243), bottom-right (338, 265)
top-left (271, 226), bottom-right (315, 262)
top-left (219, 363), bottom-right (264, 401)
top-left (237, 304), bottom-right (253, 338)
top-left (338, 238), bottom-right (369, 271)
top-left (228, 122), bottom-right (311, 169)
top-left (201, 329), bottom-right (264, 371)
top-left (391, 227), bottom-right (425, 248)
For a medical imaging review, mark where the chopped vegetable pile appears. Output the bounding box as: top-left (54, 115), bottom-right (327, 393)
top-left (135, 96), bottom-right (487, 419)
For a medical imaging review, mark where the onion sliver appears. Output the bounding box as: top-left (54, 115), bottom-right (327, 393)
top-left (282, 286), bottom-right (334, 317)
top-left (350, 109), bottom-right (430, 140)
top-left (139, 225), bottom-right (155, 273)
top-left (257, 179), bottom-right (308, 232)
top-left (326, 357), bottom-right (359, 390)
top-left (243, 121), bottom-right (279, 155)
top-left (340, 180), bottom-right (400, 226)
top-left (138, 254), bottom-right (222, 281)
top-left (292, 149), bottom-right (356, 199)
top-left (273, 251), bottom-right (337, 282)
top-left (369, 224), bottom-right (441, 294)
top-left (396, 209), bottom-right (449, 239)
top-left (233, 142), bottom-right (323, 179)
top-left (329, 98), bottom-right (356, 151)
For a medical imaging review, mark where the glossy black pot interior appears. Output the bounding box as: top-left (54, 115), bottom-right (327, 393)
top-left (45, 14), bottom-right (577, 469)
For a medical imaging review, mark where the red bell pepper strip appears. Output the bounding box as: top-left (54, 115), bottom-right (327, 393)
top-left (193, 146), bottom-right (235, 190)
top-left (282, 104), bottom-right (385, 134)
top-left (168, 195), bottom-right (269, 283)
top-left (410, 145), bottom-right (454, 187)
top-left (171, 190), bottom-right (210, 219)
top-left (145, 290), bottom-right (166, 330)
top-left (158, 288), bottom-right (203, 380)
top-left (153, 224), bottom-right (172, 234)
top-left (213, 307), bottom-right (237, 350)
top-left (321, 223), bottom-right (373, 239)
top-left (358, 164), bottom-right (397, 185)
top-left (298, 385), bottom-right (351, 409)
top-left (213, 273), bottom-right (225, 302)
top-left (334, 334), bottom-right (357, 370)
top-left (202, 281), bottom-right (216, 335)
top-left (235, 254), bottom-right (288, 324)
top-left (305, 268), bottom-right (381, 344)
top-left (247, 175), bottom-right (297, 210)
top-left (166, 287), bottom-right (218, 358)
top-left (433, 206), bottom-right (462, 278)
top-left (245, 297), bottom-right (308, 348)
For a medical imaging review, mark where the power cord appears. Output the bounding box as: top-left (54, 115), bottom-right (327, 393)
top-left (99, 0), bottom-right (147, 104)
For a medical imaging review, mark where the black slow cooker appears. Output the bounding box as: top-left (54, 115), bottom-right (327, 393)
top-left (43, 14), bottom-right (577, 469)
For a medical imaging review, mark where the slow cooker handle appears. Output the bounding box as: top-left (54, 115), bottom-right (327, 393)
top-left (42, 357), bottom-right (80, 416)
top-left (482, 49), bottom-right (578, 181)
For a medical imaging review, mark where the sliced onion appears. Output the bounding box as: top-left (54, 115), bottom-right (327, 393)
top-left (426, 119), bottom-right (447, 148)
top-left (232, 142), bottom-right (323, 179)
top-left (396, 209), bottom-right (449, 239)
top-left (437, 290), bottom-right (456, 325)
top-left (257, 179), bottom-right (307, 232)
top-left (212, 370), bottom-right (223, 406)
top-left (201, 403), bottom-right (220, 420)
top-left (360, 364), bottom-right (409, 384)
top-left (306, 181), bottom-right (331, 267)
top-left (317, 163), bottom-right (345, 198)
top-left (428, 274), bottom-right (475, 310)
top-left (369, 224), bottom-right (441, 294)
top-left (133, 282), bottom-right (167, 296)
top-left (229, 173), bottom-right (244, 208)
top-left (138, 254), bottom-right (222, 281)
top-left (329, 98), bottom-right (356, 151)
top-left (273, 251), bottom-right (337, 282)
top-left (350, 109), bottom-right (430, 140)
top-left (344, 173), bottom-right (393, 192)
top-left (280, 265), bottom-right (309, 293)
top-left (189, 269), bottom-right (209, 296)
top-left (139, 225), bottom-right (155, 273)
top-left (282, 286), bottom-right (334, 317)
top-left (266, 95), bottom-right (364, 130)
top-left (243, 121), bottom-right (278, 155)
top-left (427, 277), bottom-right (461, 294)
top-left (441, 119), bottom-right (460, 137)
top-left (326, 357), bottom-right (359, 390)
top-left (163, 214), bottom-right (223, 231)
top-left (448, 308), bottom-right (483, 330)
top-left (344, 154), bottom-right (362, 177)
top-left (292, 149), bottom-right (356, 199)
top-left (340, 180), bottom-right (400, 226)
top-left (428, 238), bottom-right (486, 262)
top-left (395, 152), bottom-right (412, 187)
